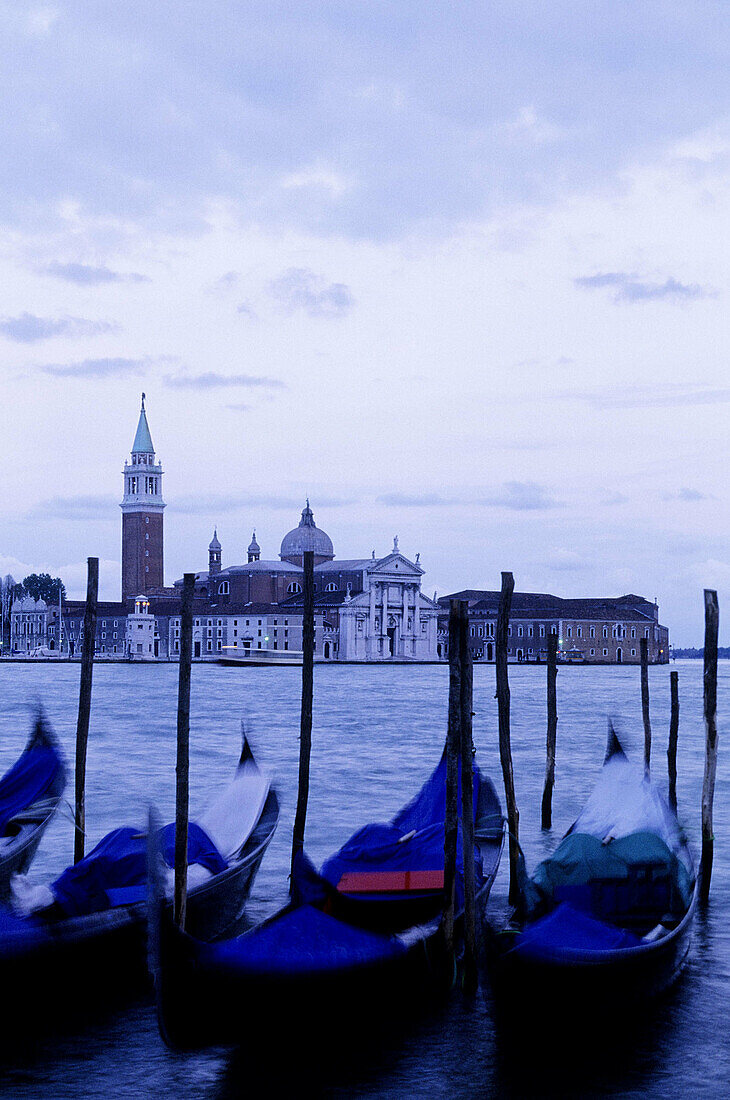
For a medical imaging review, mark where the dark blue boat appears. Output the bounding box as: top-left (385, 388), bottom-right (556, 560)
top-left (150, 746), bottom-right (505, 1050)
top-left (0, 737), bottom-right (278, 1018)
top-left (0, 711), bottom-right (66, 901)
top-left (491, 731), bottom-right (697, 1007)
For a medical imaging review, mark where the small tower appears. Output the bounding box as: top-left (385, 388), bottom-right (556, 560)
top-left (121, 394), bottom-right (165, 601)
top-left (209, 529), bottom-right (222, 575)
top-left (247, 530), bottom-right (261, 563)
top-left (125, 594), bottom-right (156, 660)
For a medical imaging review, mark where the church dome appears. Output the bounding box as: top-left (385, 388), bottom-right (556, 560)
top-left (280, 502), bottom-right (334, 563)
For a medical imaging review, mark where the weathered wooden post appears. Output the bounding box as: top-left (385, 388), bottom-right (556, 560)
top-left (640, 637), bottom-right (651, 775)
top-left (291, 550), bottom-right (315, 885)
top-left (699, 589), bottom-right (719, 904)
top-left (74, 556), bottom-right (98, 864)
top-left (541, 633), bottom-right (558, 830)
top-left (458, 601), bottom-right (478, 993)
top-left (667, 670), bottom-right (679, 814)
top-left (174, 572), bottom-right (194, 929)
top-left (442, 600), bottom-right (462, 964)
top-left (496, 571), bottom-right (520, 906)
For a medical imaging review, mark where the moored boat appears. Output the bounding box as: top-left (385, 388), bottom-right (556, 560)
top-left (218, 647), bottom-right (303, 667)
top-left (490, 729), bottom-right (697, 1010)
top-left (150, 745), bottom-right (505, 1050)
top-left (0, 711), bottom-right (66, 901)
top-left (0, 736), bottom-right (278, 1017)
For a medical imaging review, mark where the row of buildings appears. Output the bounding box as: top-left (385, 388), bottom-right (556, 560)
top-left (7, 398), bottom-right (670, 664)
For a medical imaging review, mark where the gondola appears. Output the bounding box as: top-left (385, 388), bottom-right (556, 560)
top-left (1, 736), bottom-right (278, 1015)
top-left (490, 728), bottom-right (697, 1010)
top-left (150, 745), bottom-right (505, 1050)
top-left (0, 710), bottom-right (66, 901)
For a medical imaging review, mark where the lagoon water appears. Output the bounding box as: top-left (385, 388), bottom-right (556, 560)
top-left (0, 658), bottom-right (728, 1098)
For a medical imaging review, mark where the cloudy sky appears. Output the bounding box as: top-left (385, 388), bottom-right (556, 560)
top-left (2, 2), bottom-right (730, 643)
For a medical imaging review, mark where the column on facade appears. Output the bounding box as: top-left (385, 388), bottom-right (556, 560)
top-left (369, 581), bottom-right (377, 657)
top-left (382, 582), bottom-right (388, 635)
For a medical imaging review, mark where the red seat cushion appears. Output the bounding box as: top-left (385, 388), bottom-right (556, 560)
top-left (337, 869), bottom-right (444, 895)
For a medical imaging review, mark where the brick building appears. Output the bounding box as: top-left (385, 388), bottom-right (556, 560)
top-left (437, 590), bottom-right (669, 664)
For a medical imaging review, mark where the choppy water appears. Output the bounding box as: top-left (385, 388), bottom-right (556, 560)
top-left (0, 659), bottom-right (728, 1098)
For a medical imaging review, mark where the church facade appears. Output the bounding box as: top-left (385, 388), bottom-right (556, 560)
top-left (169, 506), bottom-right (440, 661)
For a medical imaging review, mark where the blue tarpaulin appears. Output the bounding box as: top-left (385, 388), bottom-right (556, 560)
top-left (51, 822), bottom-right (226, 917)
top-left (201, 904), bottom-right (406, 976)
top-left (319, 750), bottom-right (486, 903)
top-left (513, 903), bottom-right (642, 961)
top-left (0, 744), bottom-right (62, 831)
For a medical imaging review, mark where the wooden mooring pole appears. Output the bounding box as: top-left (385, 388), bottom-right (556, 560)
top-left (442, 600), bottom-right (462, 964)
top-left (74, 557), bottom-right (98, 864)
top-left (291, 550), bottom-right (315, 886)
top-left (541, 633), bottom-right (558, 830)
top-left (458, 601), bottom-right (478, 994)
top-left (668, 670), bottom-right (679, 814)
top-left (174, 573), bottom-right (194, 929)
top-left (699, 589), bottom-right (719, 904)
top-left (640, 637), bottom-right (651, 775)
top-left (496, 572), bottom-right (520, 907)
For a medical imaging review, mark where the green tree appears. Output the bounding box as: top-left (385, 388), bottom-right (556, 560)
top-left (21, 573), bottom-right (66, 603)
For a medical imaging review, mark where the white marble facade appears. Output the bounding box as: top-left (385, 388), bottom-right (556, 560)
top-left (338, 551), bottom-right (440, 660)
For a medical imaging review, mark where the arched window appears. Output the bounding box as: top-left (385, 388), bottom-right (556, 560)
top-left (218, 581), bottom-right (229, 595)
top-left (325, 582), bottom-right (338, 592)
top-left (287, 581), bottom-right (302, 594)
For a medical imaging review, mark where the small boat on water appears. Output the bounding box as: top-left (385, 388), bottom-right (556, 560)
top-left (218, 647), bottom-right (303, 667)
top-left (490, 728), bottom-right (697, 1009)
top-left (1, 736), bottom-right (278, 1014)
top-left (0, 712), bottom-right (66, 901)
top-left (150, 745), bottom-right (505, 1050)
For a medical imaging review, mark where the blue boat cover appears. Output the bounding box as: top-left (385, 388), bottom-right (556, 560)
top-left (51, 822), bottom-right (226, 917)
top-left (320, 751), bottom-right (486, 902)
top-left (0, 905), bottom-right (52, 958)
top-left (514, 903), bottom-right (641, 960)
top-left (0, 743), bottom-right (62, 831)
top-left (200, 904), bottom-right (406, 976)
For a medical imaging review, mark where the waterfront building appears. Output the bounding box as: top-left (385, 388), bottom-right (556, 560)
top-left (10, 597), bottom-right (48, 654)
top-left (171, 513), bottom-right (440, 661)
top-left (437, 591), bottom-right (669, 664)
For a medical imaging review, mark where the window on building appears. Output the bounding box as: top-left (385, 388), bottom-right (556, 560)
top-left (567, 626), bottom-right (572, 638)
top-left (603, 648), bottom-right (608, 656)
top-left (218, 582), bottom-right (229, 595)
top-left (517, 625), bottom-right (523, 637)
top-left (528, 626), bottom-right (533, 637)
top-left (287, 582), bottom-right (302, 594)
top-left (589, 648), bottom-right (595, 656)
top-left (631, 627), bottom-right (636, 638)
top-left (590, 627), bottom-right (595, 638)
top-left (539, 625), bottom-right (545, 638)
top-left (603, 626), bottom-right (608, 638)
top-left (644, 629), bottom-right (649, 638)
top-left (508, 626), bottom-right (512, 636)
top-left (631, 648), bottom-right (636, 656)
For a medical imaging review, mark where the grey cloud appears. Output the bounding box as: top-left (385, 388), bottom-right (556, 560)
top-left (236, 301), bottom-right (257, 319)
top-left (269, 268), bottom-right (354, 318)
top-left (567, 385), bottom-right (730, 410)
top-left (164, 372), bottom-right (284, 390)
top-left (479, 481), bottom-right (560, 510)
top-left (225, 403), bottom-right (251, 412)
top-left (664, 487), bottom-right (715, 502)
top-left (575, 272), bottom-right (711, 303)
top-left (41, 262), bottom-right (149, 285)
top-left (40, 357), bottom-right (149, 378)
top-left (600, 491), bottom-right (629, 506)
top-left (27, 495), bottom-right (117, 521)
top-left (0, 313), bottom-right (118, 343)
top-left (378, 492), bottom-right (452, 507)
top-left (170, 493), bottom-right (354, 516)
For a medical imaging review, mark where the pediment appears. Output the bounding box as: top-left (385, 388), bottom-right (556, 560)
top-left (368, 553), bottom-right (423, 577)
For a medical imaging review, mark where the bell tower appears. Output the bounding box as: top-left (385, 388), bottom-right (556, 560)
top-left (121, 394), bottom-right (165, 600)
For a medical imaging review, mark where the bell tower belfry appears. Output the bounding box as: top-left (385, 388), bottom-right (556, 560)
top-left (121, 394), bottom-right (165, 601)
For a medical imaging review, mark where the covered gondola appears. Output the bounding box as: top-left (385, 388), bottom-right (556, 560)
top-left (490, 730), bottom-right (697, 1008)
top-left (1, 736), bottom-right (278, 1014)
top-left (0, 710), bottom-right (66, 900)
top-left (150, 745), bottom-right (505, 1050)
